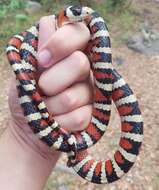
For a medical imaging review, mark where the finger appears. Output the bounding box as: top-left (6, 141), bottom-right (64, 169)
top-left (38, 15), bottom-right (56, 50)
top-left (44, 80), bottom-right (93, 115)
top-left (38, 15), bottom-right (56, 71)
top-left (38, 51), bottom-right (90, 96)
top-left (37, 22), bottom-right (90, 68)
top-left (53, 105), bottom-right (92, 132)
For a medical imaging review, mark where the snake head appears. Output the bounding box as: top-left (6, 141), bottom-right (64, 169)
top-left (57, 6), bottom-right (94, 27)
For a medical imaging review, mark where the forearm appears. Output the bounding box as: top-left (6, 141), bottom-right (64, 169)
top-left (0, 122), bottom-right (60, 190)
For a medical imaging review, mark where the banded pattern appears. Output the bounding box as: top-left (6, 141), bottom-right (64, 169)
top-left (72, 69), bottom-right (143, 183)
top-left (6, 6), bottom-right (143, 184)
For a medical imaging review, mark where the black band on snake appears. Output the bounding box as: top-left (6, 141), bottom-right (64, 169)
top-left (6, 6), bottom-right (143, 184)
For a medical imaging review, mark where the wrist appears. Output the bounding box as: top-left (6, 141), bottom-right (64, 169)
top-left (0, 121), bottom-right (60, 190)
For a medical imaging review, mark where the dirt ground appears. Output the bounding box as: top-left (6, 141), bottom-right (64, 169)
top-left (0, 1), bottom-right (159, 190)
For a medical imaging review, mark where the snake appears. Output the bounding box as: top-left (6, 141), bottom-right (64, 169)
top-left (6, 6), bottom-right (143, 184)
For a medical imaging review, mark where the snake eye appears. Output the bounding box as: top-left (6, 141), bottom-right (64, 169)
top-left (70, 5), bottom-right (82, 16)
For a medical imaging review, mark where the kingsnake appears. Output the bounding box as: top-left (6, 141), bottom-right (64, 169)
top-left (6, 6), bottom-right (143, 184)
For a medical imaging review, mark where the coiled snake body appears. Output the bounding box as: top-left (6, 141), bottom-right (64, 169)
top-left (6, 6), bottom-right (143, 184)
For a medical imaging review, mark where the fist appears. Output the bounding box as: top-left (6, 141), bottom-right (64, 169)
top-left (37, 15), bottom-right (93, 132)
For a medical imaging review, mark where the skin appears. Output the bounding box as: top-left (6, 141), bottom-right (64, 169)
top-left (0, 15), bottom-right (93, 190)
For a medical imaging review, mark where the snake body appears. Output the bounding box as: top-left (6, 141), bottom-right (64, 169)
top-left (6, 6), bottom-right (143, 184)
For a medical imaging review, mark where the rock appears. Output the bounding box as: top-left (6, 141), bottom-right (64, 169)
top-left (54, 163), bottom-right (76, 175)
top-left (25, 1), bottom-right (42, 14)
top-left (110, 186), bottom-right (118, 190)
top-left (127, 26), bottom-right (159, 56)
top-left (115, 56), bottom-right (124, 65)
top-left (147, 186), bottom-right (153, 190)
top-left (58, 185), bottom-right (69, 190)
top-left (127, 35), bottom-right (146, 54)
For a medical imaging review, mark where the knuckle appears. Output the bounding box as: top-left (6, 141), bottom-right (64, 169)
top-left (74, 106), bottom-right (92, 130)
top-left (73, 51), bottom-right (90, 74)
top-left (61, 92), bottom-right (77, 110)
top-left (74, 114), bottom-right (86, 130)
top-left (39, 15), bottom-right (55, 24)
top-left (38, 74), bottom-right (49, 95)
top-left (39, 16), bottom-right (49, 24)
top-left (38, 75), bottom-right (45, 90)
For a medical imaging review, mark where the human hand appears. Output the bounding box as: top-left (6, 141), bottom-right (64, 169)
top-left (8, 14), bottom-right (92, 155)
top-left (38, 15), bottom-right (93, 132)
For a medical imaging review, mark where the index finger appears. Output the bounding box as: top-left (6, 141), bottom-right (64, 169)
top-left (37, 19), bottom-right (90, 68)
top-left (38, 15), bottom-right (56, 51)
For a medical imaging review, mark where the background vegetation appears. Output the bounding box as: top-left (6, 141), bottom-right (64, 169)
top-left (0, 0), bottom-right (135, 53)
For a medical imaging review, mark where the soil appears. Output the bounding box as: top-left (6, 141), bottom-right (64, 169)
top-left (0, 0), bottom-right (159, 190)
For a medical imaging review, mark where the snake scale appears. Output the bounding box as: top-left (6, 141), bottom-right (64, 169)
top-left (6, 6), bottom-right (143, 184)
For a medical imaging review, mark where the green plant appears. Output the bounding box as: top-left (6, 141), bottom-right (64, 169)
top-left (0, 0), bottom-right (26, 22)
top-left (78, 0), bottom-right (92, 6)
top-left (0, 0), bottom-right (10, 6)
top-left (15, 14), bottom-right (28, 30)
top-left (9, 0), bottom-right (25, 11)
top-left (0, 6), bottom-right (7, 19)
top-left (106, 0), bottom-right (132, 11)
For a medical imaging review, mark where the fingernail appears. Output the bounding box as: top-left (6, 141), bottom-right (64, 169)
top-left (37, 49), bottom-right (52, 67)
